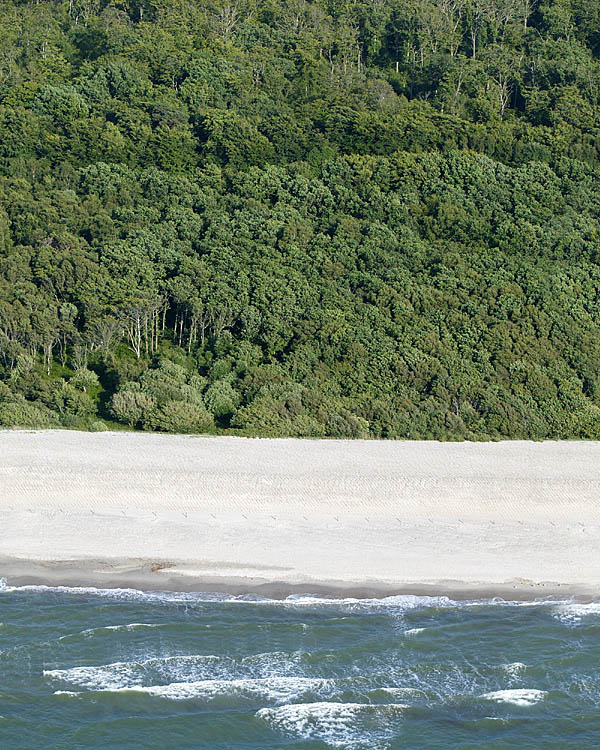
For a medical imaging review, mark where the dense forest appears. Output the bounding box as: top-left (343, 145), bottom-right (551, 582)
top-left (1, 0), bottom-right (600, 438)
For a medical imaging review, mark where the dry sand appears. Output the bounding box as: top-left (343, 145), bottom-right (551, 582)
top-left (1, 430), bottom-right (599, 598)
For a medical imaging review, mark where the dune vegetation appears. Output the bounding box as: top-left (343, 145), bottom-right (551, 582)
top-left (2, 0), bottom-right (600, 438)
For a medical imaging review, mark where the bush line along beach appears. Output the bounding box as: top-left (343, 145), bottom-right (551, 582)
top-left (2, 0), bottom-right (600, 439)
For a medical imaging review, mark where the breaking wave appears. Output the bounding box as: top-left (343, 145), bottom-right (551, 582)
top-left (480, 689), bottom-right (546, 707)
top-left (257, 702), bottom-right (408, 748)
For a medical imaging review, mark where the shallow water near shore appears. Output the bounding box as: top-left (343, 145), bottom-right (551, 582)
top-left (1, 581), bottom-right (599, 748)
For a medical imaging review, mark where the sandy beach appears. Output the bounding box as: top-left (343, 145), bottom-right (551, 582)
top-left (1, 430), bottom-right (599, 598)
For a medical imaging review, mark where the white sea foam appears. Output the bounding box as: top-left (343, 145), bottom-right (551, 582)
top-left (553, 602), bottom-right (600, 624)
top-left (257, 702), bottom-right (407, 748)
top-left (51, 677), bottom-right (333, 703)
top-left (1, 581), bottom-right (579, 611)
top-left (379, 687), bottom-right (427, 699)
top-left (43, 654), bottom-right (236, 690)
top-left (502, 662), bottom-right (526, 677)
top-left (123, 676), bottom-right (332, 703)
top-left (0, 582), bottom-right (395, 608)
top-left (45, 662), bottom-right (148, 691)
top-left (241, 649), bottom-right (316, 678)
top-left (58, 623), bottom-right (162, 641)
top-left (480, 689), bottom-right (546, 706)
top-left (105, 623), bottom-right (162, 630)
top-left (0, 583), bottom-right (219, 603)
top-left (53, 676), bottom-right (427, 709)
top-left (43, 649), bottom-right (332, 691)
top-left (283, 594), bottom-right (456, 611)
top-left (404, 628), bottom-right (425, 636)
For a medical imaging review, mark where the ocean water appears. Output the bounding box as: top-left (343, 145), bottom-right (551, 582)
top-left (0, 581), bottom-right (599, 749)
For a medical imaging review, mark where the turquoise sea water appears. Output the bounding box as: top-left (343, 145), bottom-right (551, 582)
top-left (1, 581), bottom-right (599, 749)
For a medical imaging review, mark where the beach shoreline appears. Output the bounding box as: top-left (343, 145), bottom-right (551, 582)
top-left (1, 430), bottom-right (599, 599)
top-left (1, 556), bottom-right (597, 602)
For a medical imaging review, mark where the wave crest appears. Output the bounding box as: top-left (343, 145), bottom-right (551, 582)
top-left (257, 702), bottom-right (407, 748)
top-left (480, 688), bottom-right (546, 706)
top-left (54, 676), bottom-right (336, 704)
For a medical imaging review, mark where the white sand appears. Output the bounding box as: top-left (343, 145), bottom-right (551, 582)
top-left (1, 430), bottom-right (599, 597)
